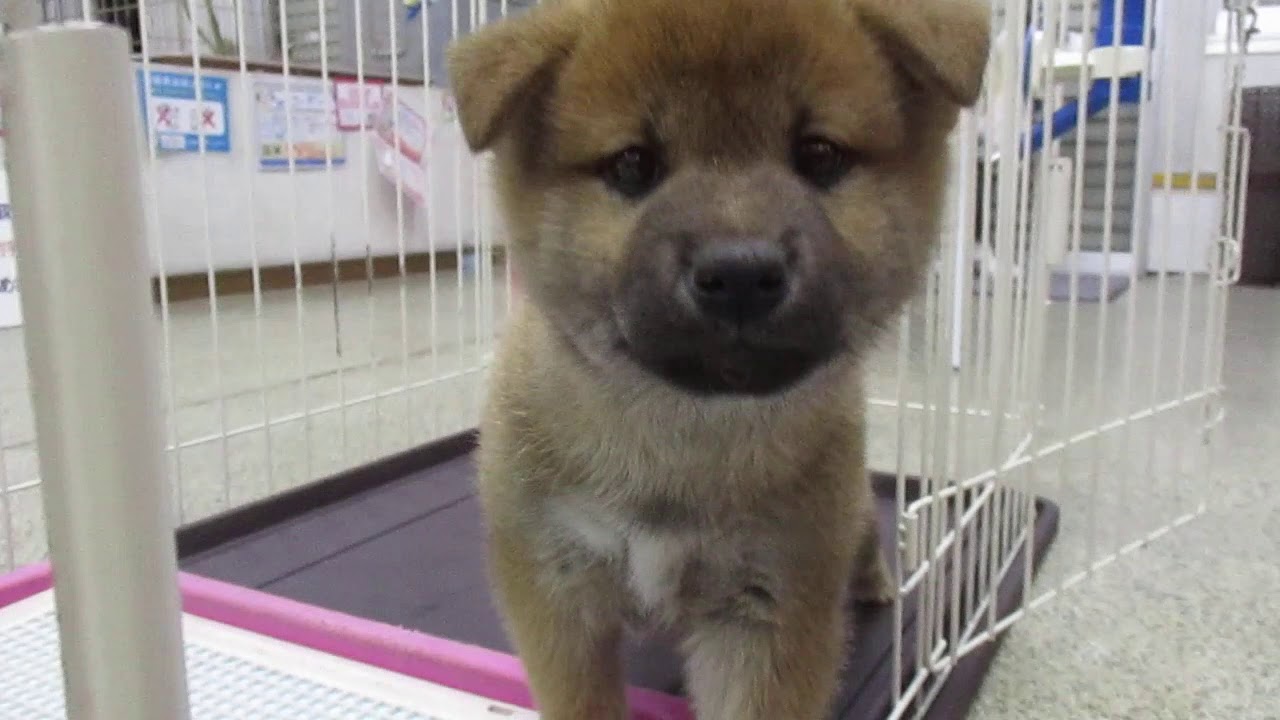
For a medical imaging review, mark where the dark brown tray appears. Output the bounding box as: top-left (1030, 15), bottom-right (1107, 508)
top-left (177, 431), bottom-right (1059, 719)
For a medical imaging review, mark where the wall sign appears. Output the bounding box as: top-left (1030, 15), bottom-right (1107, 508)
top-left (0, 169), bottom-right (22, 329)
top-left (374, 94), bottom-right (428, 163)
top-left (372, 96), bottom-right (428, 204)
top-left (333, 78), bottom-right (388, 131)
top-left (135, 70), bottom-right (231, 153)
top-left (255, 78), bottom-right (347, 170)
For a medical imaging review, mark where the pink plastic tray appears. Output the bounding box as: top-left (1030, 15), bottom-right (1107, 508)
top-left (0, 561), bottom-right (691, 720)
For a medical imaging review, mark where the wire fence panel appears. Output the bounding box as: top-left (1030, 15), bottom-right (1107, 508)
top-left (0, 0), bottom-right (513, 566)
top-left (874, 0), bottom-right (1255, 715)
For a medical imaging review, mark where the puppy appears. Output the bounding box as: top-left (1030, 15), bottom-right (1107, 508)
top-left (447, 0), bottom-right (989, 718)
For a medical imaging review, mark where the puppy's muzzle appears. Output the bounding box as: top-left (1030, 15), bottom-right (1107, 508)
top-left (611, 166), bottom-right (853, 396)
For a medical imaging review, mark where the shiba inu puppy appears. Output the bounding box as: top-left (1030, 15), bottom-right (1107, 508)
top-left (447, 0), bottom-right (989, 717)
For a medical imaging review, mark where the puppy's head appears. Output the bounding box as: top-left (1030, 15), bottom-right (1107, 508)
top-left (449, 0), bottom-right (989, 396)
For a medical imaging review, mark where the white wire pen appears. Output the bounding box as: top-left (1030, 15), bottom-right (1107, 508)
top-left (1109, 0), bottom-right (1160, 557)
top-left (473, 0), bottom-right (495, 423)
top-left (1168, 4), bottom-right (1215, 521)
top-left (383, 0), bottom-right (414, 452)
top-left (316, 0), bottom-right (349, 467)
top-left (275, 0), bottom-right (316, 485)
top-left (133, 0), bottom-right (188, 519)
top-left (1141, 0), bottom-right (1186, 531)
top-left (952, 115), bottom-right (985, 656)
top-left (915, 245), bottom-right (940, 687)
top-left (1002, 0), bottom-right (1039, 579)
top-left (421, 0), bottom-right (442, 438)
top-left (1054, 0), bottom-right (1096, 591)
top-left (1160, 0), bottom-right (1215, 523)
top-left (186, 0), bottom-right (235, 511)
top-left (231, 0), bottom-right (277, 495)
top-left (984, 0), bottom-right (1028, 636)
top-left (451, 0), bottom-right (467, 417)
top-left (890, 309), bottom-right (912, 709)
top-left (1083, 0), bottom-right (1127, 574)
top-left (935, 150), bottom-right (966, 677)
top-left (1199, 6), bottom-right (1251, 506)
top-left (352, 0), bottom-right (385, 460)
top-left (1015, 0), bottom-right (1066, 623)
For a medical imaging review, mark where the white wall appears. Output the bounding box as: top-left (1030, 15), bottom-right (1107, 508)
top-left (1135, 3), bottom-right (1280, 272)
top-left (1161, 6), bottom-right (1280, 183)
top-left (1205, 5), bottom-right (1280, 86)
top-left (1144, 0), bottom-right (1223, 176)
top-left (1152, 5), bottom-right (1280, 175)
top-left (138, 61), bottom-right (484, 276)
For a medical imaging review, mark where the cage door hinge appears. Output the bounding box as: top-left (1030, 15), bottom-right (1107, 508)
top-left (1209, 235), bottom-right (1243, 285)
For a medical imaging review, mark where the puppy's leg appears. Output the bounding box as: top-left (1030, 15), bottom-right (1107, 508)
top-left (852, 505), bottom-right (896, 605)
top-left (488, 526), bottom-right (628, 720)
top-left (681, 582), bottom-right (847, 720)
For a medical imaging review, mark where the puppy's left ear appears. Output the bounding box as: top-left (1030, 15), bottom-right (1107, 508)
top-left (446, 1), bottom-right (586, 151)
top-left (854, 0), bottom-right (992, 107)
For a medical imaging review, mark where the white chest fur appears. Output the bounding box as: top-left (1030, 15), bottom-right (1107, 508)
top-left (551, 497), bottom-right (697, 618)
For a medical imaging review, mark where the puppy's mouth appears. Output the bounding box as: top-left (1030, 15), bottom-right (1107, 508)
top-left (612, 320), bottom-right (838, 396)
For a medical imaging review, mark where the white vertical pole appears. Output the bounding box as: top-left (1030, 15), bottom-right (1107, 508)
top-left (950, 117), bottom-right (975, 370)
top-left (2, 22), bottom-right (191, 720)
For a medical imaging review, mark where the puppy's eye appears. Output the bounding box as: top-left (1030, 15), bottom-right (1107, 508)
top-left (601, 146), bottom-right (663, 198)
top-left (793, 137), bottom-right (854, 189)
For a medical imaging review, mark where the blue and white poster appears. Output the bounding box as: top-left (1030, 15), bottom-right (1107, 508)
top-left (135, 69), bottom-right (231, 153)
top-left (253, 77), bottom-right (346, 170)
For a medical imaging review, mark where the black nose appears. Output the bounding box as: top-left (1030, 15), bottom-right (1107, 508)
top-left (688, 239), bottom-right (790, 323)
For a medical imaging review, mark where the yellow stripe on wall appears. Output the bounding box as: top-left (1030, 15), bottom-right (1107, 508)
top-left (1151, 172), bottom-right (1218, 190)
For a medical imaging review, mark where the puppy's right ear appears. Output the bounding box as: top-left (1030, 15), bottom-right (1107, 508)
top-left (446, 2), bottom-right (585, 151)
top-left (854, 0), bottom-right (992, 107)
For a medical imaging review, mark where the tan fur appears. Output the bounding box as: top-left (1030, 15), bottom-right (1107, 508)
top-left (447, 1), bottom-right (989, 718)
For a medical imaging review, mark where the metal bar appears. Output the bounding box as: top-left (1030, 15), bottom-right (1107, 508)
top-left (899, 386), bottom-right (1216, 526)
top-left (2, 21), bottom-right (190, 719)
top-left (231, 0), bottom-right (276, 494)
top-left (186, 0), bottom-right (234, 512)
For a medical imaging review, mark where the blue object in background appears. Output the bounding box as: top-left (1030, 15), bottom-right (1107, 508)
top-left (135, 70), bottom-right (231, 154)
top-left (1026, 0), bottom-right (1147, 155)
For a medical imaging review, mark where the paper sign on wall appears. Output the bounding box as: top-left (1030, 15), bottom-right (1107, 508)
top-left (374, 94), bottom-right (428, 163)
top-left (372, 96), bottom-right (428, 204)
top-left (0, 169), bottom-right (22, 329)
top-left (333, 78), bottom-right (389, 131)
top-left (254, 78), bottom-right (347, 170)
top-left (135, 70), bottom-right (231, 153)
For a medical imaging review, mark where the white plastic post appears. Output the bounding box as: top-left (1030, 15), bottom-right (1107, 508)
top-left (2, 22), bottom-right (191, 720)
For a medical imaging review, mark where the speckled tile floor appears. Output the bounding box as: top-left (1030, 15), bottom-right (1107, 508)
top-left (968, 283), bottom-right (1280, 720)
top-left (0, 268), bottom-right (1275, 718)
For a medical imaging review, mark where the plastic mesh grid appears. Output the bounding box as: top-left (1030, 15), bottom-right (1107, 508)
top-left (0, 603), bottom-right (480, 720)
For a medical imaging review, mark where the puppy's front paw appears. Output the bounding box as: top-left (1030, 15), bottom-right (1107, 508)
top-left (853, 559), bottom-right (897, 605)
